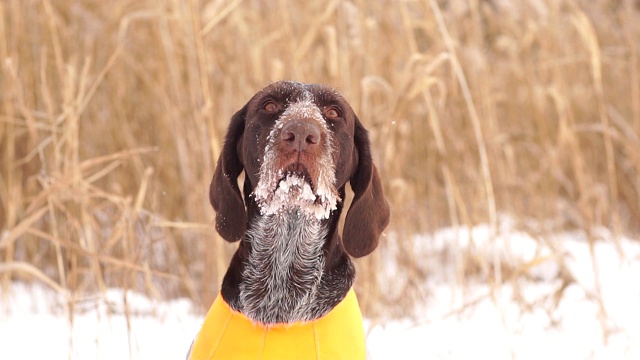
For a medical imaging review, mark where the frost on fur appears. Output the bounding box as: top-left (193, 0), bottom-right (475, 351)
top-left (252, 98), bottom-right (340, 220)
top-left (254, 173), bottom-right (338, 220)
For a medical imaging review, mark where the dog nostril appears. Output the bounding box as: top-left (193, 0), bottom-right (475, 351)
top-left (306, 133), bottom-right (319, 145)
top-left (283, 131), bottom-right (296, 142)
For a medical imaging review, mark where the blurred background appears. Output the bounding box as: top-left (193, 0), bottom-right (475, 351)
top-left (1, 0), bottom-right (639, 321)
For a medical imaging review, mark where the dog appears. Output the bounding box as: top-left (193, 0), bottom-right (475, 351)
top-left (188, 81), bottom-right (390, 360)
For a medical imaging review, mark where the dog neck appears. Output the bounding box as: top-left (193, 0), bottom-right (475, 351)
top-left (239, 208), bottom-right (328, 325)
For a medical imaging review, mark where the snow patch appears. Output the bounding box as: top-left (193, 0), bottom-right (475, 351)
top-left (2, 223), bottom-right (640, 359)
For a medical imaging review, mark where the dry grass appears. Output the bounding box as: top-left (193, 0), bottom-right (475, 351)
top-left (1, 0), bottom-right (640, 324)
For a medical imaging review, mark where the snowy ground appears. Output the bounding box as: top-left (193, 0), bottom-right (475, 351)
top-left (2, 223), bottom-right (640, 359)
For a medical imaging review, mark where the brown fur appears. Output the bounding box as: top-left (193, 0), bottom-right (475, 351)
top-left (209, 81), bottom-right (390, 322)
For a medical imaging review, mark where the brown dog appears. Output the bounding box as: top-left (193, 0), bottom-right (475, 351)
top-left (189, 81), bottom-right (389, 359)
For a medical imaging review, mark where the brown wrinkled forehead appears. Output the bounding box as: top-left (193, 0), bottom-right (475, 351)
top-left (255, 81), bottom-right (345, 106)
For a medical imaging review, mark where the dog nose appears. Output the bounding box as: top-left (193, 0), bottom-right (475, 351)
top-left (281, 120), bottom-right (321, 151)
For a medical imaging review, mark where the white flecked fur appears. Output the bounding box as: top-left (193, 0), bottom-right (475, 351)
top-left (252, 97), bottom-right (339, 220)
top-left (239, 210), bottom-right (327, 325)
top-left (240, 96), bottom-right (342, 324)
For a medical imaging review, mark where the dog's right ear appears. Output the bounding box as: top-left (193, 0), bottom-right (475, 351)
top-left (210, 105), bottom-right (248, 242)
top-left (342, 117), bottom-right (390, 258)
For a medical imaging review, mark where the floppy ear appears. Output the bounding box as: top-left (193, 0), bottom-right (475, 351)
top-left (342, 118), bottom-right (391, 258)
top-left (210, 105), bottom-right (248, 242)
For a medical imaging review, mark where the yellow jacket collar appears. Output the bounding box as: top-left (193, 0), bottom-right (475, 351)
top-left (189, 288), bottom-right (366, 360)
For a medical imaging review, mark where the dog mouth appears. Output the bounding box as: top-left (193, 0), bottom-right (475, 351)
top-left (279, 163), bottom-right (315, 192)
top-left (272, 163), bottom-right (317, 206)
top-left (252, 162), bottom-right (339, 220)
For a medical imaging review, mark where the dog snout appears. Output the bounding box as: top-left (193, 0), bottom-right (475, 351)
top-left (281, 120), bottom-right (321, 152)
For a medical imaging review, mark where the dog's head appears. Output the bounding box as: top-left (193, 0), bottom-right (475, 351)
top-left (210, 81), bottom-right (390, 257)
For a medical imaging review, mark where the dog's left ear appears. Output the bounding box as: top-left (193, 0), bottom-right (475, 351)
top-left (209, 105), bottom-right (248, 242)
top-left (342, 118), bottom-right (391, 258)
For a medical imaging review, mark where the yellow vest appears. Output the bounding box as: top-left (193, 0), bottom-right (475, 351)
top-left (189, 288), bottom-right (366, 360)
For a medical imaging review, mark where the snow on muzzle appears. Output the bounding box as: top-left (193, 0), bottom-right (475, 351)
top-left (252, 98), bottom-right (339, 220)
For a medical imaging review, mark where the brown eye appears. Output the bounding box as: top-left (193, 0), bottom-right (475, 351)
top-left (263, 101), bottom-right (278, 112)
top-left (324, 107), bottom-right (341, 119)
